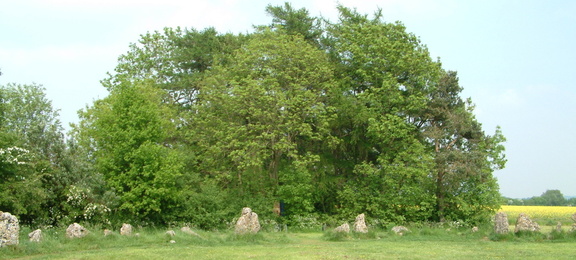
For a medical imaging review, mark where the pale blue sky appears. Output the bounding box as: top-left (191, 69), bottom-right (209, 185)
top-left (1, 0), bottom-right (575, 198)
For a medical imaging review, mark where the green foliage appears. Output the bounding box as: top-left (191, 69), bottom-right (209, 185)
top-left (0, 83), bottom-right (68, 225)
top-left (75, 82), bottom-right (183, 224)
top-left (3, 4), bottom-right (507, 228)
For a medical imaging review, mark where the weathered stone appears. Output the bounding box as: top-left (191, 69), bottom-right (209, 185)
top-left (28, 229), bottom-right (42, 242)
top-left (471, 226), bottom-right (479, 233)
top-left (572, 213), bottom-right (576, 223)
top-left (120, 223), bottom-right (133, 236)
top-left (104, 229), bottom-right (113, 236)
top-left (391, 226), bottom-right (409, 236)
top-left (353, 213), bottom-right (368, 233)
top-left (0, 211), bottom-right (19, 247)
top-left (181, 227), bottom-right (200, 237)
top-left (571, 223), bottom-right (576, 233)
top-left (234, 207), bottom-right (261, 234)
top-left (334, 223), bottom-right (350, 233)
top-left (166, 230), bottom-right (176, 237)
top-left (514, 213), bottom-right (540, 233)
top-left (169, 240), bottom-right (176, 244)
top-left (494, 212), bottom-right (509, 234)
top-left (66, 223), bottom-right (89, 238)
top-left (554, 222), bottom-right (562, 232)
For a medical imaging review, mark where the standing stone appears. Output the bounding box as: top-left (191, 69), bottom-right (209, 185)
top-left (471, 226), bottom-right (479, 233)
top-left (494, 212), bottom-right (509, 234)
top-left (234, 207), bottom-right (261, 234)
top-left (166, 230), bottom-right (176, 237)
top-left (514, 213), bottom-right (540, 233)
top-left (571, 213), bottom-right (576, 233)
top-left (120, 223), bottom-right (133, 236)
top-left (334, 223), bottom-right (350, 233)
top-left (181, 227), bottom-right (200, 237)
top-left (104, 229), bottom-right (113, 236)
top-left (0, 211), bottom-right (19, 247)
top-left (66, 223), bottom-right (89, 238)
top-left (353, 213), bottom-right (368, 233)
top-left (28, 229), bottom-right (42, 242)
top-left (555, 222), bottom-right (563, 232)
top-left (391, 226), bottom-right (409, 236)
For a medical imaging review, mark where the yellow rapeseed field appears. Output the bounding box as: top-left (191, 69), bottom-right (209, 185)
top-left (499, 205), bottom-right (575, 224)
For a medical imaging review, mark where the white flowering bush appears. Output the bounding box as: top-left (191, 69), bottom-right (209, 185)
top-left (64, 185), bottom-right (111, 225)
top-left (0, 146), bottom-right (30, 165)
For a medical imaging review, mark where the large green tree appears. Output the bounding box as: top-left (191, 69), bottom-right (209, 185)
top-left (81, 3), bottom-right (507, 226)
top-left (0, 83), bottom-right (67, 224)
top-left (421, 71), bottom-right (506, 223)
top-left (75, 81), bottom-right (183, 224)
top-left (320, 6), bottom-right (441, 221)
top-left (192, 29), bottom-right (336, 218)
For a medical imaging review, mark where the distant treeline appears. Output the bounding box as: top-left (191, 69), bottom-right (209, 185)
top-left (504, 190), bottom-right (576, 206)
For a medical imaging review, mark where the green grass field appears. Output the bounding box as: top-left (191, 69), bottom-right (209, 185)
top-left (2, 224), bottom-right (576, 260)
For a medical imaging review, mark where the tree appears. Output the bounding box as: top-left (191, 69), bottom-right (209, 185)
top-left (103, 27), bottom-right (247, 108)
top-left (192, 29), bottom-right (336, 218)
top-left (421, 71), bottom-right (506, 223)
top-left (539, 190), bottom-right (566, 206)
top-left (320, 6), bottom-right (441, 221)
top-left (265, 2), bottom-right (323, 45)
top-left (0, 83), bottom-right (67, 224)
top-left (75, 81), bottom-right (183, 223)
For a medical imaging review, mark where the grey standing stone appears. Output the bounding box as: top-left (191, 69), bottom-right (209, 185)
top-left (353, 213), bottom-right (368, 233)
top-left (66, 223), bottom-right (89, 238)
top-left (514, 213), bottom-right (540, 233)
top-left (28, 229), bottom-right (42, 242)
top-left (234, 207), bottom-right (261, 234)
top-left (391, 226), bottom-right (409, 236)
top-left (0, 211), bottom-right (19, 247)
top-left (494, 212), bottom-right (509, 234)
top-left (120, 223), bottom-right (133, 236)
top-left (555, 222), bottom-right (563, 232)
top-left (166, 230), bottom-right (176, 237)
top-left (334, 223), bottom-right (350, 233)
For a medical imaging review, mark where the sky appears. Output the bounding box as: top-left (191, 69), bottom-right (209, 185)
top-left (1, 0), bottom-right (575, 199)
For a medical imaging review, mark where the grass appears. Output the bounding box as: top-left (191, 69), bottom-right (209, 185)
top-left (2, 223), bottom-right (576, 260)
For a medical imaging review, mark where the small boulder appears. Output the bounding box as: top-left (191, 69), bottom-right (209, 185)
top-left (471, 226), bottom-right (479, 233)
top-left (0, 211), bottom-right (19, 247)
top-left (120, 223), bottom-right (133, 236)
top-left (514, 213), bottom-right (540, 233)
top-left (494, 212), bottom-right (510, 234)
top-left (104, 229), bottom-right (113, 236)
top-left (234, 207), bottom-right (261, 234)
top-left (166, 230), bottom-right (176, 237)
top-left (334, 223), bottom-right (350, 233)
top-left (391, 226), bottom-right (409, 236)
top-left (353, 213), bottom-right (368, 233)
top-left (66, 223), bottom-right (89, 238)
top-left (28, 229), bottom-right (42, 242)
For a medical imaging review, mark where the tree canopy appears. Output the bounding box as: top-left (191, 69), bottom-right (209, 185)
top-left (2, 3), bottom-right (506, 228)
